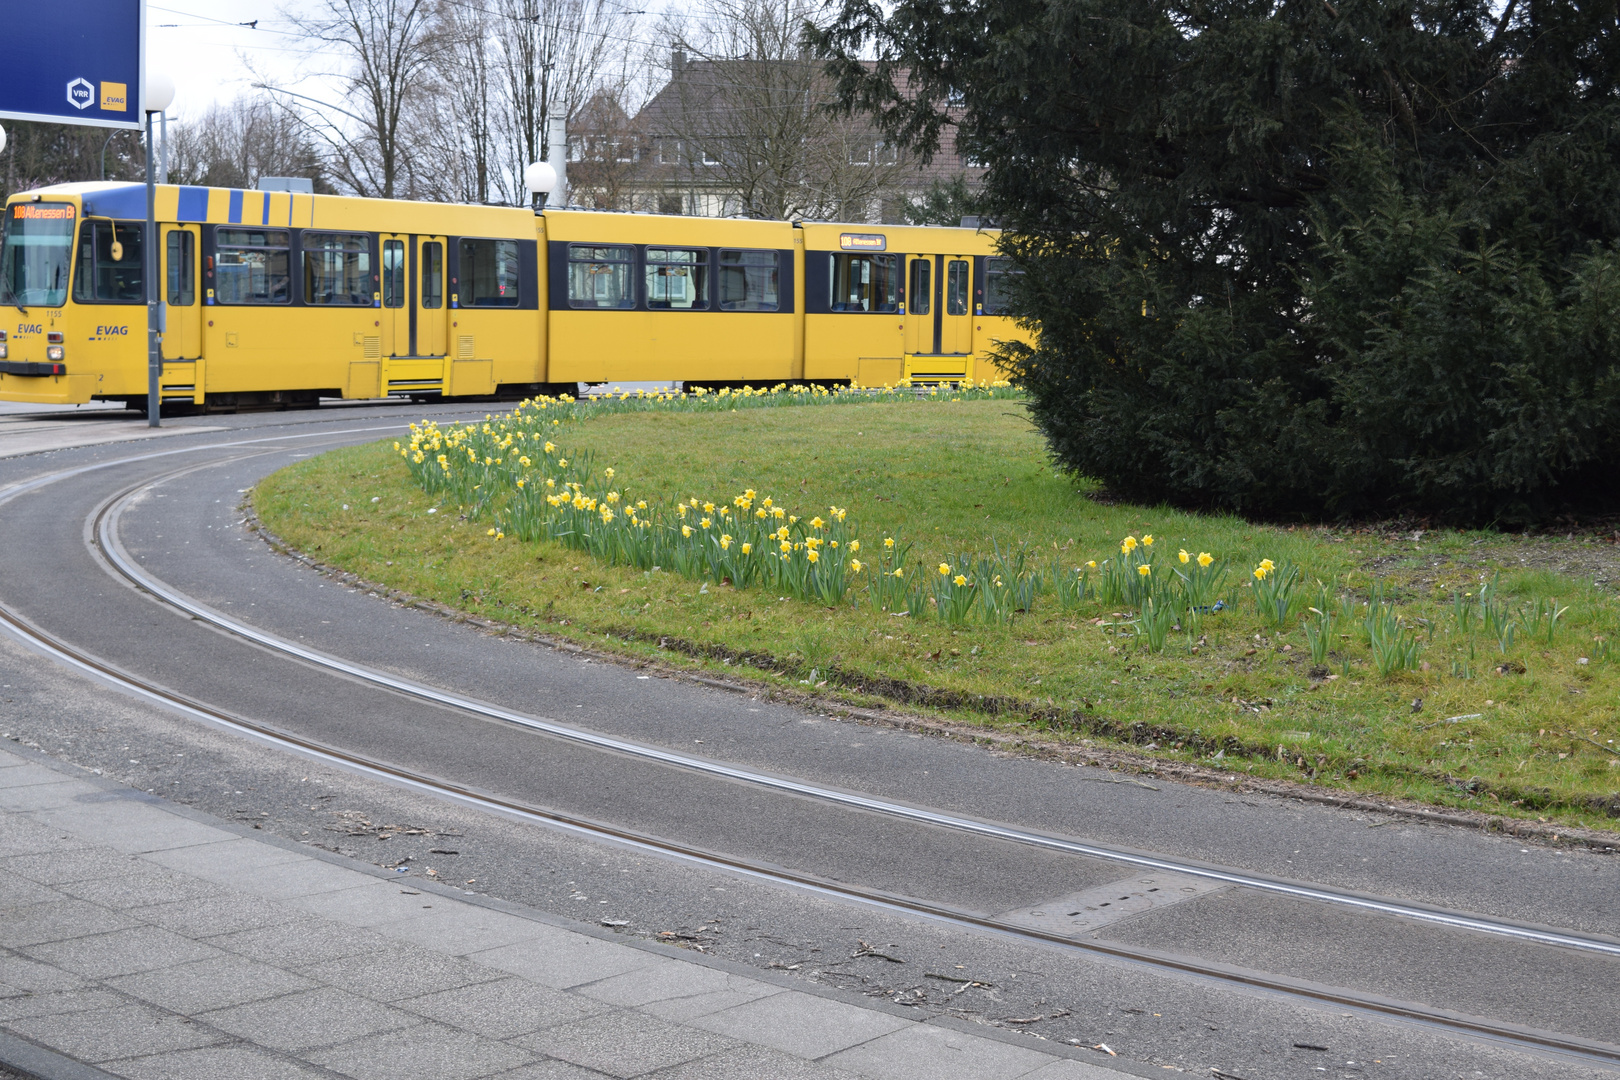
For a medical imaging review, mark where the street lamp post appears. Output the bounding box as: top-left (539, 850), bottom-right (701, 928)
top-left (144, 73), bottom-right (175, 428)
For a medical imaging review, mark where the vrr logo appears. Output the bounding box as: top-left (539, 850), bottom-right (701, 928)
top-left (66, 78), bottom-right (95, 111)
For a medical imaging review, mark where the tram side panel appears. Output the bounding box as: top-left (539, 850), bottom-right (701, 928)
top-left (542, 212), bottom-right (798, 387)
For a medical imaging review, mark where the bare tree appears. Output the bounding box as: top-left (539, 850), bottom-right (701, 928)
top-left (1, 122), bottom-right (144, 203)
top-left (652, 0), bottom-right (907, 220)
top-left (167, 95), bottom-right (330, 191)
top-left (490, 0), bottom-right (633, 204)
top-left (277, 0), bottom-right (440, 198)
top-left (404, 0), bottom-right (500, 203)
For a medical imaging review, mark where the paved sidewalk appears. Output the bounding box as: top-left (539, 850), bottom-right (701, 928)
top-left (0, 743), bottom-right (1134, 1080)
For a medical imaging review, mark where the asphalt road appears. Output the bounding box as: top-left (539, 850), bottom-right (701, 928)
top-left (1, 402), bottom-right (1616, 1080)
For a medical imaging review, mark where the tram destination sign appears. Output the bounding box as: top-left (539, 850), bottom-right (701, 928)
top-left (0, 1), bottom-right (145, 130)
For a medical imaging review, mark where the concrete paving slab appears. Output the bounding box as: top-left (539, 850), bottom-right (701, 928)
top-left (0, 815), bottom-right (93, 859)
top-left (297, 942), bottom-right (506, 1003)
top-left (0, 763), bottom-right (98, 795)
top-left (469, 931), bottom-right (661, 990)
top-left (396, 976), bottom-right (613, 1040)
top-left (574, 955), bottom-right (739, 1007)
top-left (0, 876), bottom-right (64, 911)
top-left (515, 1008), bottom-right (739, 1078)
top-left (485, 1061), bottom-right (617, 1080)
top-left (29, 802), bottom-right (238, 856)
top-left (207, 916), bottom-right (394, 968)
top-left (822, 1023), bottom-right (1057, 1080)
top-left (381, 902), bottom-right (555, 956)
top-left (282, 877), bottom-right (449, 927)
top-left (637, 976), bottom-right (784, 1024)
top-left (196, 985), bottom-right (420, 1052)
top-left (109, 1044), bottom-right (336, 1080)
top-left (22, 924), bottom-right (223, 979)
top-left (0, 988), bottom-right (125, 1023)
top-left (6, 1001), bottom-right (222, 1062)
top-left (0, 778), bottom-right (100, 812)
top-left (2, 847), bottom-right (142, 885)
top-left (106, 954), bottom-right (318, 1014)
top-left (141, 838), bottom-right (308, 882)
top-left (56, 866), bottom-right (227, 910)
top-left (129, 892), bottom-right (300, 937)
top-left (307, 1020), bottom-right (535, 1080)
top-left (0, 898), bottom-right (139, 948)
top-left (218, 855), bottom-right (382, 900)
top-left (648, 1043), bottom-right (865, 1080)
top-left (690, 989), bottom-right (914, 1061)
top-left (0, 954), bottom-right (91, 995)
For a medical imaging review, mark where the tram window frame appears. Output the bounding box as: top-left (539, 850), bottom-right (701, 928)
top-left (566, 244), bottom-right (634, 310)
top-left (945, 259), bottom-right (969, 316)
top-left (830, 252), bottom-right (899, 313)
top-left (459, 238), bottom-right (522, 308)
top-left (72, 219), bottom-right (145, 305)
top-left (166, 230), bottom-right (195, 306)
top-left (214, 227), bottom-right (291, 306)
top-left (382, 239), bottom-right (406, 309)
top-left (644, 248), bottom-right (708, 310)
top-left (422, 241), bottom-right (444, 309)
top-left (906, 258), bottom-right (930, 316)
top-left (302, 231), bottom-right (373, 307)
top-left (982, 256), bottom-right (1021, 315)
top-left (717, 249), bottom-right (779, 312)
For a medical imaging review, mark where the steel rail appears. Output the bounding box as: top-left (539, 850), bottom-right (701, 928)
top-left (89, 464), bottom-right (1620, 966)
top-left (2, 573), bottom-right (1620, 1068)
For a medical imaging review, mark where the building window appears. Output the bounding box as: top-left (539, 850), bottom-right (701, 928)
top-left (303, 232), bottom-right (372, 306)
top-left (566, 244), bottom-right (634, 309)
top-left (458, 238), bottom-right (521, 307)
top-left (831, 253), bottom-right (899, 312)
top-left (72, 220), bottom-right (144, 304)
top-left (645, 248), bottom-right (708, 309)
top-left (215, 228), bottom-right (290, 305)
top-left (717, 249), bottom-right (778, 311)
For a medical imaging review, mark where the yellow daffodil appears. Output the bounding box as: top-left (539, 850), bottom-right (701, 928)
top-left (720, 534), bottom-right (732, 550)
top-left (741, 542), bottom-right (752, 555)
top-left (773, 507), bottom-right (786, 520)
top-left (700, 518), bottom-right (712, 529)
top-left (938, 563), bottom-right (951, 576)
top-left (850, 558), bottom-right (864, 573)
top-left (1122, 536), bottom-right (1138, 554)
top-left (605, 467), bottom-right (615, 479)
top-left (1254, 565), bottom-right (1270, 580)
top-left (953, 574), bottom-right (968, 587)
top-left (780, 540), bottom-right (793, 554)
top-left (884, 537), bottom-right (895, 549)
top-left (557, 458), bottom-right (567, 467)
top-left (1259, 558), bottom-right (1276, 573)
top-left (1138, 564), bottom-right (1152, 577)
top-left (1197, 552), bottom-right (1213, 567)
top-left (544, 441), bottom-right (555, 454)
top-left (806, 549), bottom-right (821, 564)
top-left (1143, 534), bottom-right (1155, 546)
top-left (486, 528), bottom-right (497, 536)
top-left (849, 540), bottom-right (860, 553)
top-left (756, 508), bottom-right (768, 519)
top-left (703, 502), bottom-right (715, 514)
top-left (810, 516), bottom-right (826, 530)
top-left (1178, 549), bottom-right (1190, 564)
top-left (893, 567), bottom-right (905, 578)
top-left (682, 525), bottom-right (693, 538)
top-left (1086, 560), bottom-right (1098, 569)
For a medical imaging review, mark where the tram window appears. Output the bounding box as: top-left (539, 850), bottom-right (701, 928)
top-left (422, 242), bottom-right (443, 309)
top-left (382, 240), bottom-right (406, 308)
top-left (460, 238), bottom-right (521, 308)
top-left (717, 250), bottom-right (778, 311)
top-left (566, 244), bottom-right (633, 309)
top-left (645, 248), bottom-right (707, 309)
top-left (907, 259), bottom-right (929, 316)
top-left (983, 257), bottom-right (1021, 315)
top-left (72, 220), bottom-right (144, 304)
top-left (946, 260), bottom-right (969, 315)
top-left (166, 231), bottom-right (195, 306)
top-left (303, 232), bottom-right (372, 306)
top-left (831, 253), bottom-right (898, 312)
top-left (215, 228), bottom-right (290, 305)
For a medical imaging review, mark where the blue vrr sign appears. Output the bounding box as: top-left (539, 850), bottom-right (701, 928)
top-left (0, 2), bottom-right (145, 130)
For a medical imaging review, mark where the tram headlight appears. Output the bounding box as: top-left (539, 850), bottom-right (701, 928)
top-left (46, 346), bottom-right (64, 362)
top-left (0, 345), bottom-right (7, 359)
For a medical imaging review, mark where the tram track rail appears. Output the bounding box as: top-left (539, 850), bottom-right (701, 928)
top-left (0, 428), bottom-right (1618, 1068)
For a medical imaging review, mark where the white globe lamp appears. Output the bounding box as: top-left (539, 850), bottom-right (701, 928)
top-left (144, 71), bottom-right (176, 115)
top-left (524, 160), bottom-right (558, 209)
top-left (0, 125), bottom-right (7, 156)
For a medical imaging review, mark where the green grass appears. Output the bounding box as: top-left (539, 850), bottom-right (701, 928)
top-left (255, 396), bottom-right (1620, 831)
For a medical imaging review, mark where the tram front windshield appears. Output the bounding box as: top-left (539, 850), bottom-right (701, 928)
top-left (1, 203), bottom-right (76, 308)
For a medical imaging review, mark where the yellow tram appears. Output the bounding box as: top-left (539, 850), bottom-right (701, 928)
top-left (0, 182), bottom-right (1025, 411)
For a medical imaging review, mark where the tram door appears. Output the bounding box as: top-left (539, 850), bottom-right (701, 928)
top-left (417, 236), bottom-right (448, 356)
top-left (160, 224), bottom-right (202, 360)
top-left (903, 255), bottom-right (932, 355)
top-left (380, 234), bottom-right (409, 357)
top-left (940, 257), bottom-right (972, 354)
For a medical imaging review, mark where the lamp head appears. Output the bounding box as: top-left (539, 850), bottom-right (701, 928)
top-left (524, 160), bottom-right (558, 207)
top-left (145, 72), bottom-right (176, 114)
